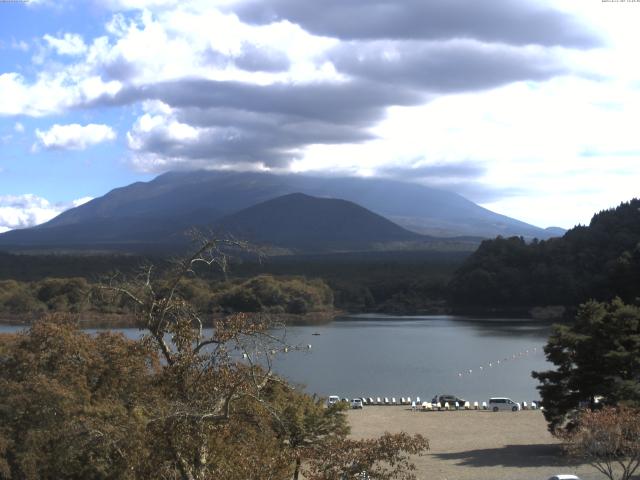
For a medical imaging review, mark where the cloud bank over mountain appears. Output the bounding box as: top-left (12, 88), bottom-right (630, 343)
top-left (0, 195), bottom-right (92, 233)
top-left (0, 0), bottom-right (638, 229)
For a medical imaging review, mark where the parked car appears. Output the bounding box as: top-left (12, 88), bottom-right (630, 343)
top-left (351, 398), bottom-right (364, 409)
top-left (547, 475), bottom-right (581, 480)
top-left (327, 395), bottom-right (340, 406)
top-left (489, 397), bottom-right (521, 412)
top-left (433, 394), bottom-right (466, 408)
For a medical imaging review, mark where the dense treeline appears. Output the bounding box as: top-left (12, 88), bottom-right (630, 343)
top-left (449, 199), bottom-right (640, 310)
top-left (0, 251), bottom-right (157, 282)
top-left (0, 250), bottom-right (469, 317)
top-left (235, 251), bottom-right (468, 313)
top-left (0, 275), bottom-right (334, 321)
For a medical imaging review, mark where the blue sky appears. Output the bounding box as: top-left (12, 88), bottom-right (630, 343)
top-left (1, 0), bottom-right (640, 232)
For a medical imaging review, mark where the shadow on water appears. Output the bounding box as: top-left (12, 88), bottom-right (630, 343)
top-left (338, 314), bottom-right (554, 339)
top-left (451, 318), bottom-right (555, 339)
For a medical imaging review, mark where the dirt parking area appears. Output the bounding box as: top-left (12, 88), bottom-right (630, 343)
top-left (346, 407), bottom-right (601, 480)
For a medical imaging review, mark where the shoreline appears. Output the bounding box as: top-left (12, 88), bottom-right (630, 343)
top-left (0, 310), bottom-right (341, 328)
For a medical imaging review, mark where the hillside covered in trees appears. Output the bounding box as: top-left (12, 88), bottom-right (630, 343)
top-left (0, 250), bottom-right (469, 320)
top-left (0, 275), bottom-right (335, 326)
top-left (449, 199), bottom-right (640, 312)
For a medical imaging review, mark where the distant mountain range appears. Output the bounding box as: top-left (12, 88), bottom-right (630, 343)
top-left (0, 171), bottom-right (564, 254)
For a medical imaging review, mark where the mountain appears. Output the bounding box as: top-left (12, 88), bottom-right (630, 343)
top-left (216, 193), bottom-right (423, 251)
top-left (544, 226), bottom-right (568, 237)
top-left (0, 170), bottom-right (557, 253)
top-left (42, 171), bottom-right (553, 239)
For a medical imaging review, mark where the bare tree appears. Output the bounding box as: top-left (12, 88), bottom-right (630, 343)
top-left (103, 237), bottom-right (287, 480)
top-left (563, 406), bottom-right (640, 480)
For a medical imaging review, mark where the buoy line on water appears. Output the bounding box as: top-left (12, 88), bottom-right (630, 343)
top-left (454, 345), bottom-right (545, 378)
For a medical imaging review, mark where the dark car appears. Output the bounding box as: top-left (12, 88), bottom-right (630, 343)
top-left (433, 394), bottom-right (466, 408)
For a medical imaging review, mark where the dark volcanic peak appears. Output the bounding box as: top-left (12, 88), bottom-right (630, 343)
top-left (0, 170), bottom-right (554, 253)
top-left (39, 170), bottom-right (550, 238)
top-left (217, 193), bottom-right (422, 251)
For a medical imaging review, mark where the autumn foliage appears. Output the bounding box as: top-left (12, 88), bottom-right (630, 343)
top-left (563, 406), bottom-right (640, 480)
top-left (0, 239), bottom-right (428, 479)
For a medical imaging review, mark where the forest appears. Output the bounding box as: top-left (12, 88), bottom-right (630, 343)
top-left (448, 199), bottom-right (640, 313)
top-left (0, 250), bottom-right (468, 323)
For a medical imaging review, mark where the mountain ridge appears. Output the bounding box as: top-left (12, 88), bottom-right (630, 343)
top-left (216, 192), bottom-right (424, 252)
top-left (0, 171), bottom-right (563, 253)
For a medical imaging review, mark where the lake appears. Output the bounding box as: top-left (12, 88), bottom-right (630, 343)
top-left (0, 314), bottom-right (553, 404)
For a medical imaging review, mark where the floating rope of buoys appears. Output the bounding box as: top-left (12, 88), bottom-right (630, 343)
top-left (454, 345), bottom-right (545, 378)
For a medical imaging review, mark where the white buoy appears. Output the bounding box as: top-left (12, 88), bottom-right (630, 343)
top-left (307, 344), bottom-right (312, 349)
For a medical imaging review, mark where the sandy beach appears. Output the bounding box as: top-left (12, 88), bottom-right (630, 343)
top-left (346, 407), bottom-right (601, 480)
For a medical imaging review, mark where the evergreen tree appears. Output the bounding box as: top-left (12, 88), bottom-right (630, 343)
top-left (532, 299), bottom-right (640, 432)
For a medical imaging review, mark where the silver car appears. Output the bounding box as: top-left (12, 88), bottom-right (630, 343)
top-left (489, 397), bottom-right (521, 412)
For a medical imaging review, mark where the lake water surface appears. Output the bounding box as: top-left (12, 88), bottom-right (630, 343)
top-left (0, 314), bottom-right (553, 404)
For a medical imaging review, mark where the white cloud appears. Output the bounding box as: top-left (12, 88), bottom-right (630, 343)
top-left (11, 39), bottom-right (29, 52)
top-left (3, 0), bottom-right (640, 229)
top-left (14, 122), bottom-right (24, 133)
top-left (72, 196), bottom-right (94, 207)
top-left (0, 194), bottom-right (59, 231)
top-left (43, 33), bottom-right (87, 56)
top-left (0, 194), bottom-right (94, 232)
top-left (0, 71), bottom-right (121, 117)
top-left (35, 123), bottom-right (117, 150)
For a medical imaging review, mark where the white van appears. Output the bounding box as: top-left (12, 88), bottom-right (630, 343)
top-left (327, 395), bottom-right (340, 406)
top-left (489, 397), bottom-right (521, 412)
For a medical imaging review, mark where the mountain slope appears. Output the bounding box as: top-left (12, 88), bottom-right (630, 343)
top-left (42, 170), bottom-right (553, 238)
top-left (0, 171), bottom-right (557, 252)
top-left (216, 193), bottom-right (423, 251)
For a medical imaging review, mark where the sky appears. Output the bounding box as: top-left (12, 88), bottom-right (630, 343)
top-left (0, 0), bottom-right (639, 233)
